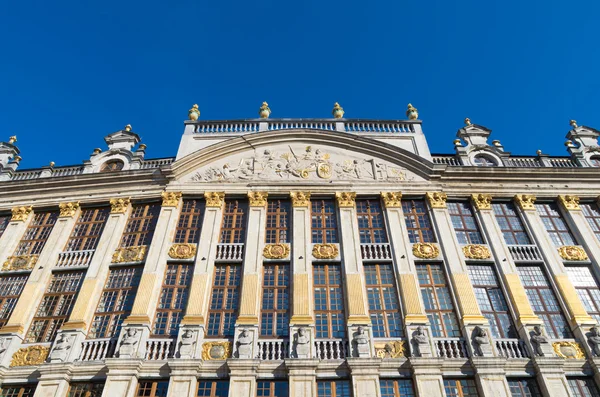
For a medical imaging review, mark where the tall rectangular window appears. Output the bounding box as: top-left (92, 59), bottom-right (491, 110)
top-left (311, 200), bottom-right (338, 244)
top-left (13, 211), bottom-right (59, 256)
top-left (508, 379), bottom-right (542, 397)
top-left (536, 203), bottom-right (576, 246)
top-left (0, 214), bottom-right (10, 238)
top-left (417, 264), bottom-right (460, 337)
top-left (120, 203), bottom-right (160, 248)
top-left (568, 378), bottom-right (600, 397)
top-left (314, 264), bottom-right (345, 339)
top-left (443, 380), bottom-right (479, 397)
top-left (448, 202), bottom-right (484, 244)
top-left (517, 266), bottom-right (572, 338)
top-left (380, 379), bottom-right (415, 397)
top-left (67, 382), bottom-right (104, 397)
top-left (153, 263), bottom-right (192, 336)
top-left (266, 200), bottom-right (290, 244)
top-left (89, 266), bottom-right (142, 339)
top-left (0, 275), bottom-right (28, 328)
top-left (317, 381), bottom-right (351, 397)
top-left (566, 266), bottom-right (600, 324)
top-left (356, 199), bottom-right (388, 244)
top-left (207, 264), bottom-right (241, 337)
top-left (26, 270), bottom-right (85, 343)
top-left (197, 381), bottom-right (229, 397)
top-left (174, 199), bottom-right (204, 244)
top-left (256, 381), bottom-right (289, 397)
top-left (136, 381), bottom-right (169, 397)
top-left (0, 384), bottom-right (36, 397)
top-left (468, 265), bottom-right (517, 338)
top-left (220, 200), bottom-right (247, 244)
top-left (492, 202), bottom-right (532, 245)
top-left (402, 199), bottom-right (436, 243)
top-left (365, 264), bottom-right (403, 338)
top-left (260, 264), bottom-right (289, 337)
top-left (64, 207), bottom-right (110, 251)
top-left (581, 204), bottom-right (600, 242)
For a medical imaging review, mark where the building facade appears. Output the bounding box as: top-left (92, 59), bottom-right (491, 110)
top-left (0, 104), bottom-right (599, 397)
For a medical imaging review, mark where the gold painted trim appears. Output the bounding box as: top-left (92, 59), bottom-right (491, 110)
top-left (552, 341), bottom-right (585, 359)
top-left (263, 243), bottom-right (290, 259)
top-left (290, 315), bottom-right (314, 325)
top-left (2, 255), bottom-right (38, 271)
top-left (161, 191), bottom-right (182, 207)
top-left (426, 192), bottom-right (447, 208)
top-left (11, 206), bottom-right (33, 222)
top-left (168, 243), bottom-right (197, 259)
top-left (202, 341), bottom-right (232, 360)
top-left (110, 197), bottom-right (131, 214)
top-left (248, 191), bottom-right (268, 207)
top-left (10, 345), bottom-right (50, 367)
top-left (381, 192), bottom-right (402, 208)
top-left (112, 245), bottom-right (148, 263)
top-left (181, 315), bottom-right (205, 325)
top-left (462, 244), bottom-right (491, 259)
top-left (123, 315), bottom-right (151, 325)
top-left (312, 243), bottom-right (339, 259)
top-left (471, 194), bottom-right (492, 210)
top-left (59, 201), bottom-right (80, 218)
top-left (558, 245), bottom-right (588, 261)
top-left (514, 194), bottom-right (536, 210)
top-left (0, 325), bottom-right (24, 334)
top-left (375, 340), bottom-right (406, 358)
top-left (290, 191), bottom-right (311, 207)
top-left (61, 321), bottom-right (87, 330)
top-left (412, 243), bottom-right (439, 259)
top-left (336, 192), bottom-right (356, 207)
top-left (204, 192), bottom-right (225, 207)
top-left (558, 195), bottom-right (581, 211)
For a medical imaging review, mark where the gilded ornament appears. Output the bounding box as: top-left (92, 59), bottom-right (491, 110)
top-left (514, 194), bottom-right (536, 211)
top-left (204, 192), bottom-right (225, 207)
top-left (312, 243), bottom-right (339, 259)
top-left (124, 124), bottom-right (132, 132)
top-left (464, 118), bottom-right (472, 126)
top-left (110, 198), bottom-right (131, 214)
top-left (58, 201), bottom-right (80, 218)
top-left (2, 255), bottom-right (38, 271)
top-left (558, 195), bottom-right (580, 211)
top-left (10, 345), bottom-right (50, 367)
top-left (406, 104), bottom-right (418, 120)
top-left (557, 245), bottom-right (588, 261)
top-left (375, 340), bottom-right (406, 359)
top-left (335, 192), bottom-right (356, 207)
top-left (290, 191), bottom-right (311, 207)
top-left (161, 191), bottom-right (182, 207)
top-left (381, 192), bottom-right (402, 208)
top-left (425, 192), bottom-right (447, 209)
top-left (248, 191), bottom-right (268, 207)
top-left (412, 243), bottom-right (440, 259)
top-left (332, 102), bottom-right (345, 118)
top-left (11, 206), bottom-right (33, 222)
top-left (201, 341), bottom-right (232, 360)
top-left (570, 119), bottom-right (578, 128)
top-left (188, 104), bottom-right (200, 121)
top-left (462, 244), bottom-right (491, 260)
top-left (552, 341), bottom-right (585, 359)
top-left (316, 162), bottom-right (332, 179)
top-left (263, 243), bottom-right (290, 259)
top-left (8, 136), bottom-right (17, 144)
top-left (168, 243), bottom-right (197, 259)
top-left (471, 194), bottom-right (492, 210)
top-left (112, 246), bottom-right (148, 263)
top-left (258, 102), bottom-right (271, 119)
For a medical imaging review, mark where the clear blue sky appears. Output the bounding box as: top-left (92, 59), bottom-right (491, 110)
top-left (1, 1), bottom-right (599, 168)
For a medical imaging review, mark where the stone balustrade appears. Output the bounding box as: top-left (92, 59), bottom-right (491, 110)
top-left (433, 337), bottom-right (469, 358)
top-left (79, 338), bottom-right (117, 361)
top-left (215, 243), bottom-right (245, 262)
top-left (314, 339), bottom-right (349, 360)
top-left (495, 338), bottom-right (530, 358)
top-left (360, 243), bottom-right (393, 261)
top-left (145, 338), bottom-right (175, 360)
top-left (56, 250), bottom-right (95, 268)
top-left (257, 339), bottom-right (289, 360)
top-left (507, 245), bottom-right (543, 262)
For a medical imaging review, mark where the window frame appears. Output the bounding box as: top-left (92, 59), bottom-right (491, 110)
top-left (581, 203), bottom-right (600, 242)
top-left (379, 379), bottom-right (415, 397)
top-left (507, 378), bottom-right (542, 397)
top-left (314, 263), bottom-right (346, 339)
top-left (206, 264), bottom-right (241, 337)
top-left (64, 207), bottom-right (110, 252)
top-left (260, 263), bottom-right (290, 338)
top-left (0, 213), bottom-right (11, 239)
top-left (0, 274), bottom-right (29, 328)
top-left (535, 202), bottom-right (577, 246)
top-left (402, 199), bottom-right (436, 244)
top-left (568, 378), bottom-right (600, 397)
top-left (356, 199), bottom-right (388, 244)
top-left (120, 202), bottom-right (161, 248)
top-left (0, 384), bottom-right (36, 397)
top-left (447, 201), bottom-right (484, 245)
top-left (265, 199), bottom-right (291, 244)
top-left (256, 381), bottom-right (289, 397)
top-left (317, 380), bottom-right (352, 397)
top-left (417, 263), bottom-right (461, 338)
top-left (196, 380), bottom-right (229, 397)
top-left (152, 263), bottom-right (193, 336)
top-left (135, 380), bottom-right (169, 397)
top-left (443, 379), bottom-right (479, 397)
top-left (566, 265), bottom-right (600, 324)
top-left (13, 211), bottom-right (59, 256)
top-left (174, 199), bottom-right (205, 244)
top-left (492, 202), bottom-right (532, 245)
top-left (219, 200), bottom-right (247, 244)
top-left (67, 382), bottom-right (105, 397)
top-left (365, 263), bottom-right (404, 338)
top-left (311, 199), bottom-right (339, 244)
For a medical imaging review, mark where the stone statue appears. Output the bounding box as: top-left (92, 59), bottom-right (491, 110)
top-left (530, 325), bottom-right (549, 357)
top-left (49, 333), bottom-right (72, 362)
top-left (236, 329), bottom-right (253, 359)
top-left (412, 326), bottom-right (430, 357)
top-left (178, 329), bottom-right (196, 358)
top-left (353, 326), bottom-right (370, 357)
top-left (588, 326), bottom-right (600, 357)
top-left (119, 328), bottom-right (140, 358)
top-left (294, 327), bottom-right (310, 358)
top-left (472, 326), bottom-right (489, 357)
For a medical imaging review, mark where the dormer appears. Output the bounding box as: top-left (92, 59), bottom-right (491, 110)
top-left (454, 118), bottom-right (509, 166)
top-left (565, 120), bottom-right (600, 167)
top-left (0, 136), bottom-right (19, 169)
top-left (83, 125), bottom-right (146, 173)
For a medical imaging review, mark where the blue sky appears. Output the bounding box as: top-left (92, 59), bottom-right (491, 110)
top-left (1, 1), bottom-right (599, 168)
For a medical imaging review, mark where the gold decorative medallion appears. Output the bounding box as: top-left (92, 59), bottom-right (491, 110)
top-left (375, 340), bottom-right (406, 358)
top-left (290, 191), bottom-right (311, 207)
top-left (112, 245), bottom-right (148, 263)
top-left (381, 192), bottom-right (402, 208)
top-left (204, 192), bottom-right (225, 207)
top-left (514, 194), bottom-right (536, 210)
top-left (2, 255), bottom-right (38, 271)
top-left (10, 345), bottom-right (50, 367)
top-left (11, 206), bottom-right (33, 222)
top-left (168, 243), bottom-right (197, 259)
top-left (161, 191), bottom-right (182, 207)
top-left (110, 197), bottom-right (131, 214)
top-left (336, 192), bottom-right (356, 207)
top-left (59, 201), bottom-right (80, 218)
top-left (312, 243), bottom-right (339, 259)
top-left (426, 192), bottom-right (447, 208)
top-left (248, 191), bottom-right (268, 207)
top-left (558, 245), bottom-right (588, 261)
top-left (471, 194), bottom-right (492, 210)
top-left (263, 243), bottom-right (290, 259)
top-left (552, 341), bottom-right (585, 359)
top-left (202, 341), bottom-right (232, 360)
top-left (412, 243), bottom-right (440, 259)
top-left (462, 244), bottom-right (491, 259)
top-left (558, 195), bottom-right (581, 211)
top-left (316, 162), bottom-right (332, 179)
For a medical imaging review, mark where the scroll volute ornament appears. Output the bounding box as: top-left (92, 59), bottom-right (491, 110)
top-left (462, 244), bottom-right (491, 259)
top-left (381, 192), bottom-right (402, 208)
top-left (263, 243), bottom-right (290, 259)
top-left (552, 341), bottom-right (585, 359)
top-left (426, 192), bottom-right (447, 208)
top-left (312, 243), bottom-right (339, 259)
top-left (290, 191), bottom-right (311, 207)
top-left (110, 197), bottom-right (131, 214)
top-left (558, 195), bottom-right (581, 211)
top-left (558, 245), bottom-right (588, 261)
top-left (204, 192), bottom-right (225, 207)
top-left (412, 243), bottom-right (440, 259)
top-left (2, 255), bottom-right (38, 271)
top-left (471, 194), bottom-right (492, 210)
top-left (112, 245), bottom-right (147, 263)
top-left (336, 192), bottom-right (356, 207)
top-left (168, 243), bottom-right (197, 259)
top-left (11, 206), bottom-right (33, 222)
top-left (514, 194), bottom-right (536, 210)
top-left (10, 345), bottom-right (50, 367)
top-left (161, 191), bottom-right (182, 207)
top-left (59, 201), bottom-right (80, 218)
top-left (202, 341), bottom-right (232, 360)
top-left (248, 191), bottom-right (268, 207)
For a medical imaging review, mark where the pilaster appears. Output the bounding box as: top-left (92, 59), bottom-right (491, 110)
top-left (286, 359), bottom-right (318, 397)
top-left (347, 358), bottom-right (382, 397)
top-left (533, 358), bottom-right (571, 397)
top-left (471, 358), bottom-right (511, 397)
top-left (0, 206), bottom-right (33, 267)
top-left (411, 357), bottom-right (446, 397)
top-left (167, 360), bottom-right (201, 397)
top-left (33, 363), bottom-right (74, 397)
top-left (227, 359), bottom-right (259, 397)
top-left (101, 359), bottom-right (142, 397)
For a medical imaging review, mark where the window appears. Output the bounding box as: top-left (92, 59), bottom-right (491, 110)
top-left (380, 379), bottom-right (415, 397)
top-left (257, 381), bottom-right (289, 397)
top-left (508, 379), bottom-right (542, 397)
top-left (314, 264), bottom-right (346, 338)
top-left (0, 214), bottom-right (10, 238)
top-left (568, 378), bottom-right (600, 397)
top-left (566, 266), bottom-right (600, 323)
top-left (492, 202), bottom-right (532, 245)
top-left (68, 382), bottom-right (105, 397)
top-left (153, 263), bottom-right (192, 336)
top-left (89, 266), bottom-right (142, 339)
top-left (536, 203), bottom-right (576, 246)
top-left (448, 202), bottom-right (484, 244)
top-left (26, 270), bottom-right (85, 343)
top-left (136, 381), bottom-right (169, 397)
top-left (120, 203), bottom-right (160, 248)
top-left (311, 200), bottom-right (338, 244)
top-left (197, 381), bottom-right (229, 397)
top-left (356, 199), bottom-right (388, 244)
top-left (0, 384), bottom-right (36, 397)
top-left (13, 211), bottom-right (59, 256)
top-left (261, 264), bottom-right (289, 337)
top-left (220, 200), bottom-right (247, 244)
top-left (591, 157), bottom-right (600, 167)
top-left (0, 274), bottom-right (28, 328)
top-left (402, 199), bottom-right (436, 243)
top-left (266, 200), bottom-right (290, 244)
top-left (100, 159), bottom-right (124, 172)
top-left (365, 264), bottom-right (403, 338)
top-left (468, 265), bottom-right (517, 338)
top-left (207, 264), bottom-right (241, 337)
top-left (473, 155), bottom-right (497, 167)
top-left (317, 380), bottom-right (351, 397)
top-left (517, 266), bottom-right (572, 338)
top-left (174, 199), bottom-right (204, 244)
top-left (581, 204), bottom-right (600, 241)
top-left (417, 264), bottom-right (460, 337)
top-left (443, 379), bottom-right (479, 397)
top-left (64, 207), bottom-right (109, 251)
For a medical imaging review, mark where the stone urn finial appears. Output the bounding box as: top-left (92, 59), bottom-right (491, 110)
top-left (536, 149), bottom-right (542, 156)
top-left (570, 119), bottom-right (578, 128)
top-left (332, 102), bottom-right (345, 119)
top-left (49, 161), bottom-right (55, 168)
top-left (464, 117), bottom-right (472, 126)
top-left (188, 104), bottom-right (200, 121)
top-left (259, 102), bottom-right (271, 119)
top-left (406, 103), bottom-right (419, 120)
top-left (124, 124), bottom-right (132, 132)
top-left (8, 136), bottom-right (16, 144)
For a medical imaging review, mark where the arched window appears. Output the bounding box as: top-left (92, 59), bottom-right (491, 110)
top-left (590, 156), bottom-right (600, 167)
top-left (100, 159), bottom-right (124, 172)
top-left (473, 155), bottom-right (497, 167)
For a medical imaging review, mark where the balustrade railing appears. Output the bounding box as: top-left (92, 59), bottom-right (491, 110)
top-left (215, 243), bottom-right (244, 262)
top-left (194, 121), bottom-right (260, 134)
top-left (314, 339), bottom-right (349, 360)
top-left (257, 339), bottom-right (289, 360)
top-left (360, 243), bottom-right (392, 261)
top-left (344, 121), bottom-right (414, 133)
top-left (56, 250), bottom-right (95, 268)
top-left (433, 338), bottom-right (469, 358)
top-left (268, 121), bottom-right (335, 131)
top-left (507, 245), bottom-right (543, 262)
top-left (495, 338), bottom-right (529, 358)
top-left (141, 158), bottom-right (174, 169)
top-left (52, 166), bottom-right (85, 177)
top-left (432, 156), bottom-right (462, 166)
top-left (145, 338), bottom-right (175, 360)
top-left (549, 158), bottom-right (577, 168)
top-left (504, 157), bottom-right (542, 167)
top-left (12, 170), bottom-right (42, 180)
top-left (79, 338), bottom-right (117, 361)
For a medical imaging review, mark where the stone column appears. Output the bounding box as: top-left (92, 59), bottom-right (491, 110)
top-left (286, 359), bottom-right (318, 397)
top-left (0, 206), bottom-right (33, 267)
top-left (411, 357), bottom-right (446, 397)
top-left (33, 363), bottom-right (73, 397)
top-left (471, 358), bottom-right (511, 397)
top-left (336, 192), bottom-right (374, 358)
top-left (558, 195), bottom-right (600, 266)
top-left (167, 361), bottom-right (200, 397)
top-left (227, 359), bottom-right (259, 397)
top-left (534, 358), bottom-right (571, 397)
top-left (101, 358), bottom-right (142, 397)
top-left (347, 358), bottom-right (382, 397)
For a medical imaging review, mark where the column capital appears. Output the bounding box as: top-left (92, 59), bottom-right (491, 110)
top-left (204, 192), bottom-right (225, 207)
top-left (471, 193), bottom-right (492, 210)
top-left (161, 191), bottom-right (182, 207)
top-left (247, 191), bottom-right (268, 207)
top-left (558, 195), bottom-right (581, 211)
top-left (381, 191), bottom-right (402, 208)
top-left (110, 197), bottom-right (131, 214)
top-left (335, 191), bottom-right (356, 207)
top-left (514, 194), bottom-right (536, 210)
top-left (290, 191), bottom-right (311, 207)
top-left (58, 201), bottom-right (80, 218)
top-left (10, 205), bottom-right (32, 221)
top-left (426, 192), bottom-right (447, 208)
